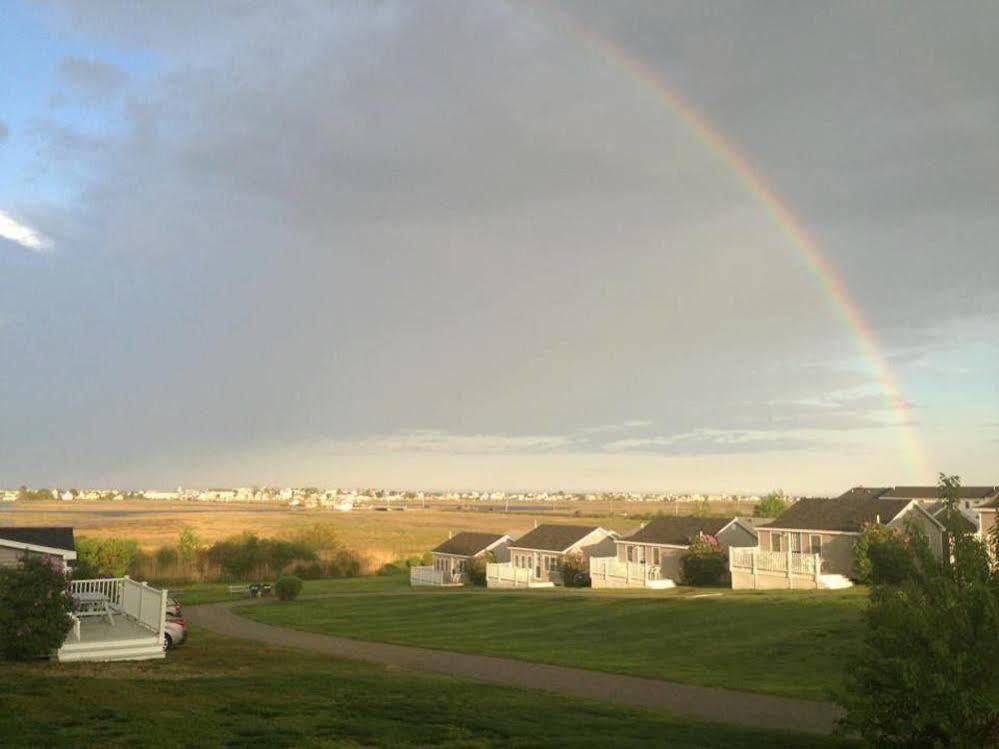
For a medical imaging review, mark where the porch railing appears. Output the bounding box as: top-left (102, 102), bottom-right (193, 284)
top-left (409, 566), bottom-right (462, 586)
top-left (485, 562), bottom-right (533, 587)
top-left (589, 557), bottom-right (664, 584)
top-left (729, 547), bottom-right (821, 577)
top-left (69, 577), bottom-right (167, 640)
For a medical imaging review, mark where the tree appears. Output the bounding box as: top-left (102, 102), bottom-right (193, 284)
top-left (852, 523), bottom-right (912, 585)
top-left (838, 473), bottom-right (999, 747)
top-left (178, 528), bottom-right (200, 564)
top-left (0, 556), bottom-right (75, 660)
top-left (754, 490), bottom-right (789, 519)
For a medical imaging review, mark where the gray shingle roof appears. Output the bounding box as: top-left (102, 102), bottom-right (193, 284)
top-left (0, 527), bottom-right (76, 552)
top-left (836, 487), bottom-right (890, 500)
top-left (510, 524), bottom-right (600, 552)
top-left (762, 497), bottom-right (912, 533)
top-left (432, 532), bottom-right (508, 557)
top-left (882, 486), bottom-right (999, 500)
top-left (621, 516), bottom-right (732, 546)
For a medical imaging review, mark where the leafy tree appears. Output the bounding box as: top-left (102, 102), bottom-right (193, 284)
top-left (289, 523), bottom-right (339, 553)
top-left (178, 528), bottom-right (200, 564)
top-left (75, 536), bottom-right (140, 578)
top-left (838, 473), bottom-right (999, 747)
top-left (0, 556), bottom-right (75, 660)
top-left (754, 490), bottom-right (789, 519)
top-left (681, 534), bottom-right (728, 585)
top-left (155, 545), bottom-right (179, 567)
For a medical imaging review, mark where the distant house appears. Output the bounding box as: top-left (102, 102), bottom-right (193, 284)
top-left (730, 496), bottom-right (946, 590)
top-left (489, 525), bottom-right (617, 587)
top-left (411, 532), bottom-right (512, 587)
top-left (592, 516), bottom-right (757, 588)
top-left (0, 527), bottom-right (77, 571)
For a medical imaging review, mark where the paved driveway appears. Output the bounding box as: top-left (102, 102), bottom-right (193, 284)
top-left (188, 600), bottom-right (844, 735)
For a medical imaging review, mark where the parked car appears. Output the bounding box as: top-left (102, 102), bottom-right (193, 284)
top-left (163, 616), bottom-right (188, 651)
top-left (166, 596), bottom-right (182, 618)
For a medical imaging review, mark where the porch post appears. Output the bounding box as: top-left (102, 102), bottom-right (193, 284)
top-left (786, 535), bottom-right (793, 582)
top-left (751, 549), bottom-right (758, 589)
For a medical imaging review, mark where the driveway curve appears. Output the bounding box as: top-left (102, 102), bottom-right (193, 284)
top-left (188, 600), bottom-right (844, 735)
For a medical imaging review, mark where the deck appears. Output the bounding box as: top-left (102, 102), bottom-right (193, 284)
top-left (57, 577), bottom-right (168, 662)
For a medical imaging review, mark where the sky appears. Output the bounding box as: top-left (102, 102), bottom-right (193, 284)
top-left (0, 1), bottom-right (997, 494)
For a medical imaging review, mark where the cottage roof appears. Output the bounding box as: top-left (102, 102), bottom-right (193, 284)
top-left (0, 526), bottom-right (76, 553)
top-left (621, 516), bottom-right (733, 546)
top-left (432, 532), bottom-right (508, 557)
top-left (510, 524), bottom-right (601, 552)
top-left (761, 497), bottom-right (912, 533)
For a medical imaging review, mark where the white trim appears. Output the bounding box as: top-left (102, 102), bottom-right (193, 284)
top-left (0, 538), bottom-right (77, 561)
top-left (614, 539), bottom-right (689, 550)
top-left (508, 528), bottom-right (613, 556)
top-left (758, 527), bottom-right (861, 537)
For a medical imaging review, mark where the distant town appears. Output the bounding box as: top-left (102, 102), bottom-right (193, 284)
top-left (1, 486), bottom-right (775, 508)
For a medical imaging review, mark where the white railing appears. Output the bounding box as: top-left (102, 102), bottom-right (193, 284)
top-left (410, 566), bottom-right (446, 586)
top-left (728, 548), bottom-right (820, 577)
top-left (589, 557), bottom-right (663, 585)
top-left (70, 576), bottom-right (167, 638)
top-left (69, 577), bottom-right (124, 603)
top-left (486, 562), bottom-right (533, 587)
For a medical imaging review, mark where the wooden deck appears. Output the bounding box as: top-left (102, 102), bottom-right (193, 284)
top-left (58, 612), bottom-right (164, 662)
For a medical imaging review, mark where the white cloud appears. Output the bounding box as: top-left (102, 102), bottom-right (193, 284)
top-left (0, 210), bottom-right (51, 251)
top-left (323, 430), bottom-right (577, 455)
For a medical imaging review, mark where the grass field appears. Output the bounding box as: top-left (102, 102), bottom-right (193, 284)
top-left (0, 628), bottom-right (855, 748)
top-left (2, 499), bottom-right (756, 563)
top-left (239, 586), bottom-right (866, 701)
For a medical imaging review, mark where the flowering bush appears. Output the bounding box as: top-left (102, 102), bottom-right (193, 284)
top-left (681, 534), bottom-right (727, 586)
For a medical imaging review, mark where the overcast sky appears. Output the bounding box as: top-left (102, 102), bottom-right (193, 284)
top-left (1, 1), bottom-right (996, 493)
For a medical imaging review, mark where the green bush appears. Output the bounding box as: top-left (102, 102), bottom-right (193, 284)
top-left (330, 549), bottom-right (363, 578)
top-left (838, 519), bottom-right (999, 745)
top-left (465, 552), bottom-right (494, 587)
top-left (156, 545), bottom-right (179, 567)
top-left (275, 575), bottom-right (303, 601)
top-left (559, 552), bottom-right (590, 587)
top-left (292, 562), bottom-right (324, 580)
top-left (852, 523), bottom-right (903, 585)
top-left (754, 490), bottom-right (789, 519)
top-left (681, 535), bottom-right (727, 586)
top-left (0, 556), bottom-right (75, 660)
top-left (75, 536), bottom-right (140, 578)
top-left (206, 533), bottom-right (316, 580)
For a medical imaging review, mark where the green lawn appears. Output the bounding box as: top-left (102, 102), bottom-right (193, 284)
top-left (0, 629), bottom-right (855, 748)
top-left (162, 573), bottom-right (410, 605)
top-left (240, 587), bottom-right (866, 701)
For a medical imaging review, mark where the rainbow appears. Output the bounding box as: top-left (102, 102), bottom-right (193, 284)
top-left (560, 15), bottom-right (930, 479)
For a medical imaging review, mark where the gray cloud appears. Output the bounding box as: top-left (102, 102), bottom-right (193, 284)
top-left (1, 1), bottom-right (997, 487)
top-left (57, 56), bottom-right (128, 102)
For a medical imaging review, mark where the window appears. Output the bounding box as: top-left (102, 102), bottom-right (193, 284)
top-left (772, 534), bottom-right (782, 552)
top-left (790, 534), bottom-right (803, 553)
top-left (653, 547), bottom-right (661, 564)
top-left (809, 535), bottom-right (822, 555)
top-left (626, 545), bottom-right (634, 562)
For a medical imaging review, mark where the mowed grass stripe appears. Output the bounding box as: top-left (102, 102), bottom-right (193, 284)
top-left (240, 588), bottom-right (865, 700)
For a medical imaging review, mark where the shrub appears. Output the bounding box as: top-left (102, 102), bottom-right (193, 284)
top-left (681, 534), bottom-right (727, 586)
top-left (75, 536), bottom-right (140, 578)
top-left (559, 552), bottom-right (590, 588)
top-left (330, 549), bottom-right (363, 578)
top-left (0, 556), bottom-right (75, 660)
top-left (178, 528), bottom-right (200, 564)
top-left (156, 545), bottom-right (179, 567)
top-left (207, 533), bottom-right (316, 580)
top-left (275, 575), bottom-right (303, 601)
top-left (292, 562), bottom-right (324, 580)
top-left (852, 523), bottom-right (904, 585)
top-left (465, 552), bottom-right (494, 587)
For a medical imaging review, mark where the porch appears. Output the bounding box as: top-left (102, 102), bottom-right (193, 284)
top-left (58, 577), bottom-right (167, 662)
top-left (484, 562), bottom-right (555, 589)
top-left (728, 548), bottom-right (851, 590)
top-left (589, 557), bottom-right (676, 589)
top-left (409, 566), bottom-right (464, 587)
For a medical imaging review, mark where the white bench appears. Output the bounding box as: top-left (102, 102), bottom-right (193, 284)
top-left (227, 585), bottom-right (250, 595)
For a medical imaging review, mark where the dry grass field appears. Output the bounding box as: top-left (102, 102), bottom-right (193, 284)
top-left (1, 498), bottom-right (758, 565)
